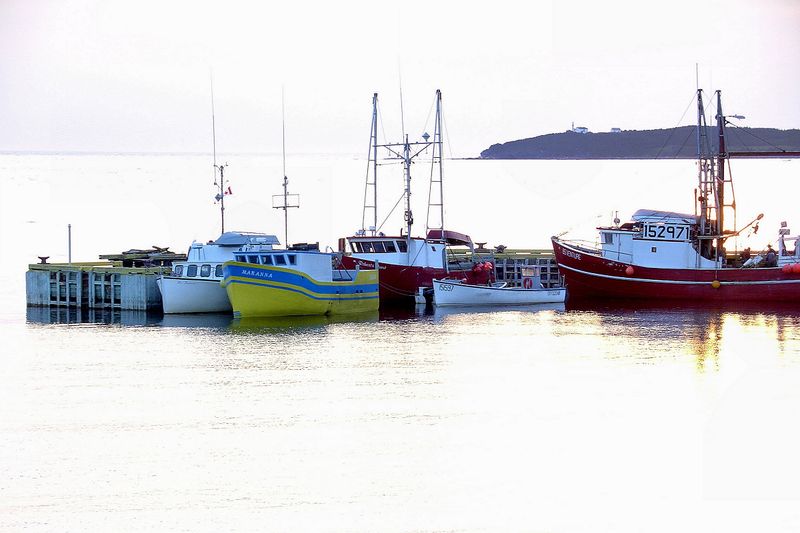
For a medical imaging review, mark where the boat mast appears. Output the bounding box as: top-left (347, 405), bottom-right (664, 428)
top-left (715, 89), bottom-right (727, 241)
top-left (696, 88), bottom-right (736, 261)
top-left (403, 133), bottom-right (413, 249)
top-left (211, 76), bottom-right (227, 235)
top-left (273, 88), bottom-right (299, 247)
top-left (361, 93), bottom-right (379, 236)
top-left (426, 89), bottom-right (445, 241)
top-left (362, 91), bottom-right (442, 251)
top-left (696, 88), bottom-right (711, 239)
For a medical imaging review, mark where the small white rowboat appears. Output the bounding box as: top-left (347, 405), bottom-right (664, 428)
top-left (432, 279), bottom-right (566, 307)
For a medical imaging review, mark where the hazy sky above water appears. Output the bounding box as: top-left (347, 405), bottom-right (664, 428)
top-left (2, 0), bottom-right (799, 157)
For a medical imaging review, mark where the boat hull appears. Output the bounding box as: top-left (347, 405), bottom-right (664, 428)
top-left (340, 256), bottom-right (486, 304)
top-left (552, 237), bottom-right (800, 302)
top-left (433, 279), bottom-right (566, 307)
top-left (156, 276), bottom-right (231, 314)
top-left (221, 262), bottom-right (379, 317)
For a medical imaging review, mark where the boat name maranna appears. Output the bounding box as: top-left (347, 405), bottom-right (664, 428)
top-left (241, 269), bottom-right (273, 279)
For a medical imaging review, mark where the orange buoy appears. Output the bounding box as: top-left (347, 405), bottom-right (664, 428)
top-left (711, 280), bottom-right (721, 289)
top-left (783, 264), bottom-right (793, 273)
top-left (793, 263), bottom-right (800, 274)
top-left (625, 266), bottom-right (634, 276)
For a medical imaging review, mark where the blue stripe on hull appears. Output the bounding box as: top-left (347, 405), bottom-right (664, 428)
top-left (225, 278), bottom-right (379, 302)
top-left (223, 263), bottom-right (378, 295)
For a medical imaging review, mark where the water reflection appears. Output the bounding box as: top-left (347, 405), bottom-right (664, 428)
top-left (25, 306), bottom-right (163, 327)
top-left (431, 302), bottom-right (565, 321)
top-left (157, 312), bottom-right (234, 329)
top-left (23, 299), bottom-right (800, 372)
top-left (564, 299), bottom-right (800, 371)
top-left (25, 306), bottom-right (383, 334)
top-left (230, 310), bottom-right (379, 334)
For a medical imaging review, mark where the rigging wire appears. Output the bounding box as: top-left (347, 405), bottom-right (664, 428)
top-left (726, 122), bottom-right (789, 152)
top-left (377, 191), bottom-right (407, 233)
top-left (210, 72), bottom-right (217, 186)
top-left (654, 92), bottom-right (697, 159)
top-left (377, 101), bottom-right (388, 147)
top-left (398, 71), bottom-right (406, 140)
top-left (421, 97), bottom-right (435, 139)
top-left (671, 127), bottom-right (697, 160)
top-left (442, 112), bottom-right (455, 159)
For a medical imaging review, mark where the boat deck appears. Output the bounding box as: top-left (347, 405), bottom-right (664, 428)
top-left (447, 248), bottom-right (562, 288)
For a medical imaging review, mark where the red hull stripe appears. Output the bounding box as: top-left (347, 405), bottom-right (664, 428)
top-left (557, 263), bottom-right (800, 287)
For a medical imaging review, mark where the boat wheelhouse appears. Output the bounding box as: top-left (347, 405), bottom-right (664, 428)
top-left (595, 209), bottom-right (720, 269)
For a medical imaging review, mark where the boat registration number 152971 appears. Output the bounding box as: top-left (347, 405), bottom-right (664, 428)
top-left (642, 224), bottom-right (691, 241)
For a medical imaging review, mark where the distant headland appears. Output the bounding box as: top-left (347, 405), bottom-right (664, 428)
top-left (480, 126), bottom-right (800, 159)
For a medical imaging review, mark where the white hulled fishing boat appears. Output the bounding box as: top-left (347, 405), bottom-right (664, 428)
top-left (157, 232), bottom-right (280, 314)
top-left (433, 266), bottom-right (565, 306)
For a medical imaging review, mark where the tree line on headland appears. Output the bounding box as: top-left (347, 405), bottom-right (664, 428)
top-left (479, 126), bottom-right (800, 159)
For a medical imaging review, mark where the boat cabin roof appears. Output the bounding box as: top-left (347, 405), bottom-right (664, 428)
top-left (214, 231), bottom-right (281, 246)
top-left (348, 234), bottom-right (406, 241)
top-left (425, 229), bottom-right (473, 247)
top-left (630, 209), bottom-right (698, 225)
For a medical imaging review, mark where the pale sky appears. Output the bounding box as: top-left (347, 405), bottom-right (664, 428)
top-left (2, 0), bottom-right (799, 157)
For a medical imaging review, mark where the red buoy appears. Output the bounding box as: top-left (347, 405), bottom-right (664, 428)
top-left (625, 266), bottom-right (635, 276)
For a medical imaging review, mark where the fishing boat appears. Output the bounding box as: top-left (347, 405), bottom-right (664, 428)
top-left (221, 243), bottom-right (379, 317)
top-left (339, 91), bottom-right (490, 305)
top-left (220, 96), bottom-right (379, 318)
top-left (157, 231), bottom-right (280, 314)
top-left (552, 89), bottom-right (800, 302)
top-left (433, 267), bottom-right (565, 306)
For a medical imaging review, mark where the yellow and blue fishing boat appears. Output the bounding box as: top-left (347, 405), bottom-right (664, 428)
top-left (221, 244), bottom-right (379, 317)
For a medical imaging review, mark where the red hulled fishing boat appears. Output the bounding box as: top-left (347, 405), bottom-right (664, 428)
top-left (552, 89), bottom-right (800, 302)
top-left (339, 91), bottom-right (490, 304)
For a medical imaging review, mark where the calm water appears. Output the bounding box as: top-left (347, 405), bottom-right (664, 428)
top-left (2, 154), bottom-right (800, 532)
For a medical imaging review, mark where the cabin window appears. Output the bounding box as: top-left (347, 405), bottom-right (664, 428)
top-left (174, 264), bottom-right (184, 276)
top-left (215, 265), bottom-right (223, 277)
top-left (361, 242), bottom-right (374, 253)
top-left (371, 242), bottom-right (386, 253)
top-left (187, 264), bottom-right (198, 277)
top-left (200, 264), bottom-right (211, 277)
top-left (396, 240), bottom-right (408, 252)
top-left (602, 232), bottom-right (613, 244)
top-left (651, 247), bottom-right (657, 253)
top-left (351, 242), bottom-right (361, 253)
top-left (234, 254), bottom-right (245, 262)
top-left (261, 255), bottom-right (273, 265)
top-left (287, 254), bottom-right (297, 265)
top-left (384, 241), bottom-right (397, 253)
top-left (247, 255), bottom-right (259, 264)
top-left (275, 255), bottom-right (287, 265)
